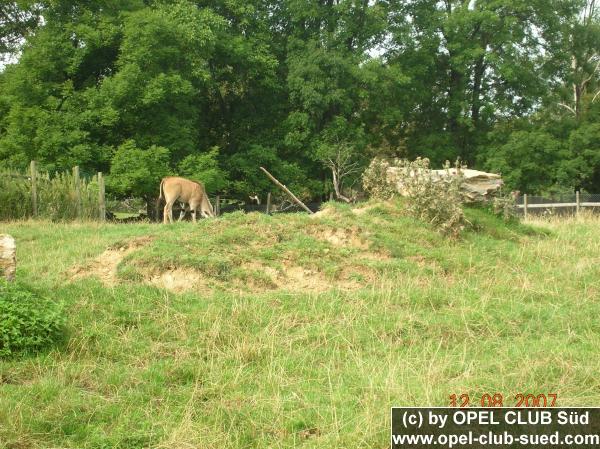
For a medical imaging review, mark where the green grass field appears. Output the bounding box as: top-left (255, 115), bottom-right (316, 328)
top-left (1, 201), bottom-right (599, 448)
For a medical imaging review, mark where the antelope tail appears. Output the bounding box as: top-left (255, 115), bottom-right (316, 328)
top-left (155, 179), bottom-right (165, 222)
top-left (158, 179), bottom-right (165, 201)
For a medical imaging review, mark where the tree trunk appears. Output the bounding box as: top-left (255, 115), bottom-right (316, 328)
top-left (471, 55), bottom-right (486, 126)
top-left (448, 67), bottom-right (463, 134)
top-left (331, 168), bottom-right (352, 203)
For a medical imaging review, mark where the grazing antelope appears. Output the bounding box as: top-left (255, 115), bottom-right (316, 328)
top-left (159, 176), bottom-right (215, 224)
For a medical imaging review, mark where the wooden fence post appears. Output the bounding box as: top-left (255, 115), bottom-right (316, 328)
top-left (576, 190), bottom-right (580, 216)
top-left (73, 166), bottom-right (82, 219)
top-left (523, 193), bottom-right (528, 219)
top-left (215, 195), bottom-right (220, 216)
top-left (98, 172), bottom-right (106, 222)
top-left (266, 192), bottom-right (271, 215)
top-left (30, 160), bottom-right (37, 218)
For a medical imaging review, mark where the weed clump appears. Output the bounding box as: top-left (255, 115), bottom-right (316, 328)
top-left (0, 281), bottom-right (65, 357)
top-left (0, 167), bottom-right (100, 221)
top-left (361, 158), bottom-right (397, 200)
top-left (492, 191), bottom-right (519, 222)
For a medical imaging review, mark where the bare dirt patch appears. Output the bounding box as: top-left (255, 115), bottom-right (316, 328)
top-left (406, 255), bottom-right (446, 271)
top-left (242, 260), bottom-right (375, 293)
top-left (147, 268), bottom-right (208, 293)
top-left (281, 265), bottom-right (331, 293)
top-left (314, 227), bottom-right (370, 249)
top-left (338, 265), bottom-right (377, 290)
top-left (69, 236), bottom-right (153, 286)
top-left (310, 226), bottom-right (390, 261)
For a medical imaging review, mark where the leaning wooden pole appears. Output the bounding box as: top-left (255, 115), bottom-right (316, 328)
top-left (259, 167), bottom-right (314, 214)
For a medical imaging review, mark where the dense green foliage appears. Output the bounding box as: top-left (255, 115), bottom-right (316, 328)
top-left (0, 280), bottom-right (65, 357)
top-left (0, 0), bottom-right (599, 199)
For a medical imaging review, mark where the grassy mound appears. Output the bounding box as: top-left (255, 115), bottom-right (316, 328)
top-left (81, 200), bottom-right (541, 295)
top-left (1, 202), bottom-right (599, 448)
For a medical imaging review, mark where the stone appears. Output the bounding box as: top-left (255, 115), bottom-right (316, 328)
top-left (0, 234), bottom-right (16, 282)
top-left (385, 165), bottom-right (503, 202)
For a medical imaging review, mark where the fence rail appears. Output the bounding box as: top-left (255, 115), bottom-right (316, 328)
top-left (517, 202), bottom-right (600, 208)
top-left (516, 192), bottom-right (600, 217)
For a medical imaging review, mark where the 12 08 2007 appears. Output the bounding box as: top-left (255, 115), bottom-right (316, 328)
top-left (449, 393), bottom-right (558, 407)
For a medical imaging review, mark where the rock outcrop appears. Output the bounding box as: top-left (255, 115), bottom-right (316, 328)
top-left (0, 234), bottom-right (16, 281)
top-left (385, 165), bottom-right (503, 202)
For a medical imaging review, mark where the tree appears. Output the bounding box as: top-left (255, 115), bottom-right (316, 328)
top-left (562, 121), bottom-right (600, 190)
top-left (281, 0), bottom-right (387, 198)
top-left (484, 129), bottom-right (566, 193)
top-left (1, 0), bottom-right (598, 199)
top-left (0, 2), bottom-right (41, 60)
top-left (383, 0), bottom-right (581, 165)
top-left (107, 140), bottom-right (170, 214)
top-left (316, 141), bottom-right (361, 202)
top-left (178, 146), bottom-right (229, 193)
top-left (554, 0), bottom-right (600, 118)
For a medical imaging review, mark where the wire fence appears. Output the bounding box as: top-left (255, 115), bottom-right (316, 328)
top-left (515, 192), bottom-right (600, 216)
top-left (515, 193), bottom-right (600, 204)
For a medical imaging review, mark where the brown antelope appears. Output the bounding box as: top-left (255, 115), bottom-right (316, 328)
top-left (159, 176), bottom-right (215, 224)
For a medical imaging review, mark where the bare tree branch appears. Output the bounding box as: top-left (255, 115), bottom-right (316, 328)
top-left (582, 58), bottom-right (600, 86)
top-left (558, 103), bottom-right (577, 115)
top-left (0, 3), bottom-right (39, 53)
top-left (322, 143), bottom-right (361, 203)
top-left (331, 167), bottom-right (352, 203)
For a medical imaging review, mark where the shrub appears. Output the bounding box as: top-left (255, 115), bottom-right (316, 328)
top-left (37, 171), bottom-right (100, 221)
top-left (363, 157), bottom-right (467, 237)
top-left (492, 191), bottom-right (519, 222)
top-left (361, 158), bottom-right (396, 200)
top-left (0, 281), bottom-right (65, 357)
top-left (0, 167), bottom-right (101, 221)
top-left (0, 170), bottom-right (32, 220)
